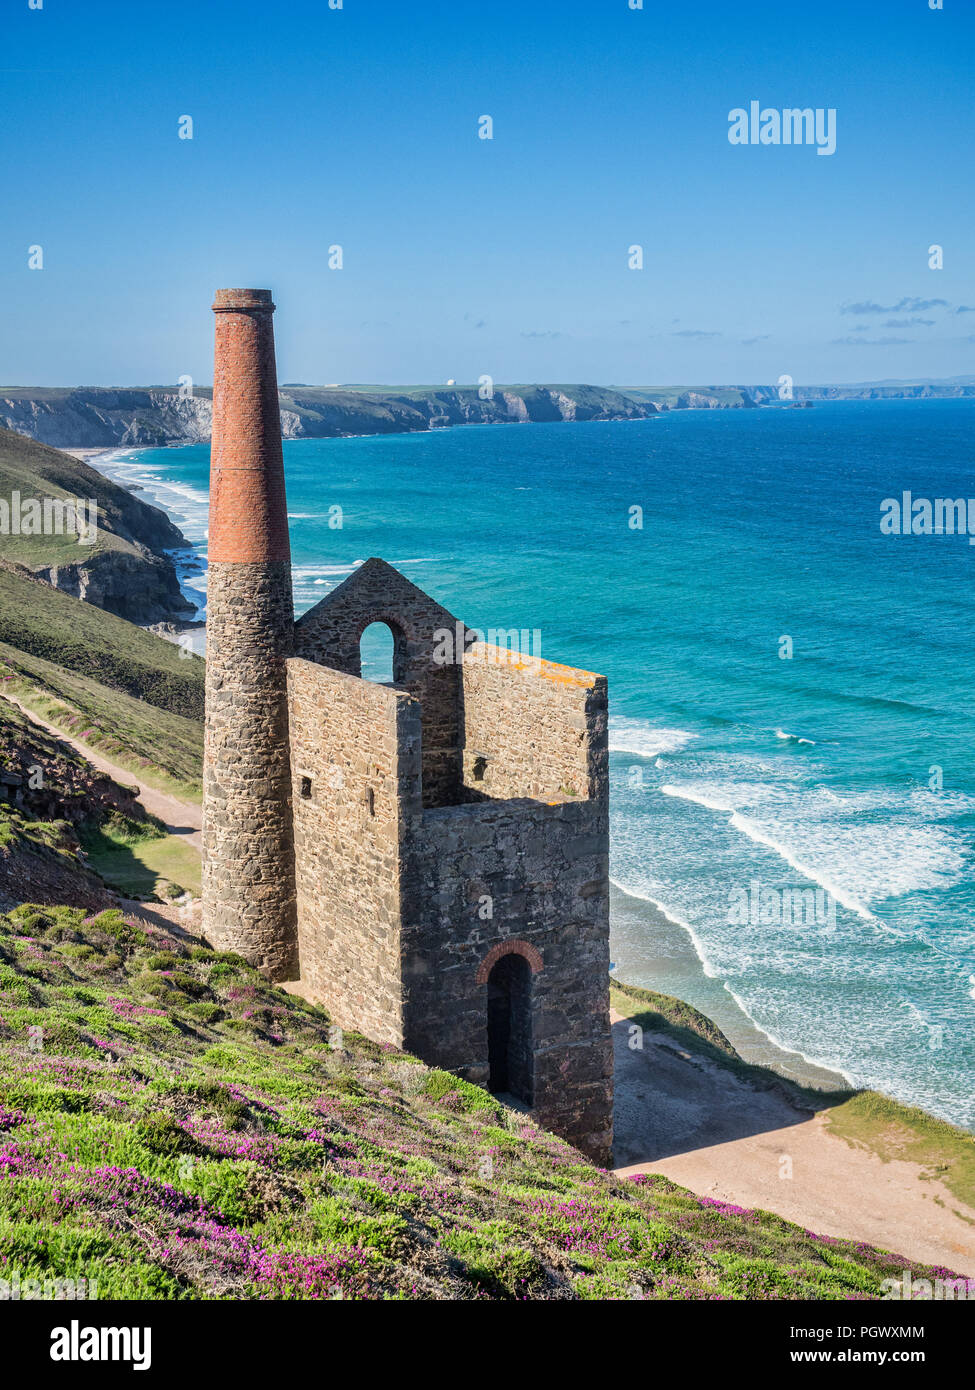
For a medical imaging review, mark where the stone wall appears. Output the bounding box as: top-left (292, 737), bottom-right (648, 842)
top-left (294, 558), bottom-right (464, 808)
top-left (286, 656), bottom-right (420, 1045)
top-left (460, 644), bottom-right (608, 804)
top-left (286, 611), bottom-right (614, 1164)
top-left (401, 795), bottom-right (613, 1164)
top-left (202, 289), bottom-right (299, 981)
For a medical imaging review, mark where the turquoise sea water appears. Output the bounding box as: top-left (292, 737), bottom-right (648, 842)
top-left (103, 399), bottom-right (975, 1127)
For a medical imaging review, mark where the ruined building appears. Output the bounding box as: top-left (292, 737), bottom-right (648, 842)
top-left (202, 289), bottom-right (613, 1163)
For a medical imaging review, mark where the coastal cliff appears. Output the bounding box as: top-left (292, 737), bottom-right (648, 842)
top-left (0, 389), bottom-right (213, 449)
top-left (0, 427), bottom-right (193, 624)
top-left (0, 382), bottom-right (659, 448)
top-left (4, 379), bottom-right (974, 453)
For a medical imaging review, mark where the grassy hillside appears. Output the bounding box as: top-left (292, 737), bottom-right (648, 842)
top-left (0, 553), bottom-right (203, 902)
top-left (0, 906), bottom-right (960, 1301)
top-left (0, 563), bottom-right (203, 721)
top-left (620, 385), bottom-right (754, 407)
top-left (610, 978), bottom-right (742, 1055)
top-left (0, 693), bottom-right (182, 911)
top-left (0, 639), bottom-right (202, 800)
top-left (0, 812), bottom-right (109, 915)
top-left (0, 428), bottom-right (192, 624)
top-left (0, 427), bottom-right (184, 566)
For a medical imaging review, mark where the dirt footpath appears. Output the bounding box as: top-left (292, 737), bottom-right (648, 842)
top-left (1, 693), bottom-right (202, 849)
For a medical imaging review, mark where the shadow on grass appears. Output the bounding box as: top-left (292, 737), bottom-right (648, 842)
top-left (79, 824), bottom-right (190, 901)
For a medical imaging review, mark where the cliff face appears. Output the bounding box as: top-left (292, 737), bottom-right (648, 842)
top-left (0, 383), bottom-right (658, 449)
top-left (0, 390), bottom-right (213, 449)
top-left (31, 549), bottom-right (192, 626)
top-left (0, 427), bottom-right (193, 625)
top-left (3, 380), bottom-right (973, 452)
top-left (798, 383), bottom-right (975, 401)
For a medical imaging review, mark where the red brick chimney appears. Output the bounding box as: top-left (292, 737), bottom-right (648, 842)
top-left (202, 289), bottom-right (298, 980)
top-left (209, 288), bottom-right (291, 563)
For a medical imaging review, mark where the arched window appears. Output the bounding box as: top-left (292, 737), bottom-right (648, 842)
top-left (487, 953), bottom-right (534, 1104)
top-left (359, 621), bottom-right (398, 684)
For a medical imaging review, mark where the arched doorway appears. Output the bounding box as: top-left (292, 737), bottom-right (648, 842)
top-left (487, 953), bottom-right (534, 1104)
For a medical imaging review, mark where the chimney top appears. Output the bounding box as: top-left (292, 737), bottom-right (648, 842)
top-left (213, 288), bottom-right (275, 312)
top-left (208, 286), bottom-right (290, 563)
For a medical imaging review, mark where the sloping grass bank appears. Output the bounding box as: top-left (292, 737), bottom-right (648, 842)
top-left (0, 908), bottom-right (961, 1301)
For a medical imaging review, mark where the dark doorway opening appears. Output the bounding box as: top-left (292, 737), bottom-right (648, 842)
top-left (487, 953), bottom-right (533, 1104)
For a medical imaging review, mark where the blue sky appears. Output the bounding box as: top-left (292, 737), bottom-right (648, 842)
top-left (1, 0), bottom-right (972, 387)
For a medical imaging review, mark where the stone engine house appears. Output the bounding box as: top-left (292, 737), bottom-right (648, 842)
top-left (203, 289), bottom-right (613, 1164)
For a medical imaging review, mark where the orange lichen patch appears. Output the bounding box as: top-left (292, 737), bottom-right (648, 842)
top-left (466, 644), bottom-right (602, 688)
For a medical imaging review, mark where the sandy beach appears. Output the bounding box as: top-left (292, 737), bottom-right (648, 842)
top-left (63, 447), bottom-right (120, 462)
top-left (611, 882), bottom-right (852, 1091)
top-left (611, 1009), bottom-right (975, 1276)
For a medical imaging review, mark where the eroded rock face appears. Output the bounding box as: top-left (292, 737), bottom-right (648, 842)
top-left (0, 384), bottom-right (660, 448)
top-left (0, 425), bottom-right (199, 624)
top-left (34, 550), bottom-right (193, 626)
top-left (0, 391), bottom-right (214, 449)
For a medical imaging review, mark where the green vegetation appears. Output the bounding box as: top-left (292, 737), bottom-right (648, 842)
top-left (620, 385), bottom-right (752, 407)
top-left (0, 563), bottom-right (203, 720)
top-left (0, 806), bottom-right (73, 857)
top-left (610, 978), bottom-right (740, 1055)
top-left (0, 426), bottom-right (186, 570)
top-left (0, 802), bottom-right (104, 913)
top-left (0, 906), bottom-right (960, 1301)
top-left (826, 1092), bottom-right (975, 1214)
top-left (0, 660), bottom-right (195, 908)
top-left (0, 639), bottom-right (202, 800)
top-left (80, 819), bottom-right (201, 901)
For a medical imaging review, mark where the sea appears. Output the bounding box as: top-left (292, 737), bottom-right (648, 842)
top-left (96, 397), bottom-right (975, 1128)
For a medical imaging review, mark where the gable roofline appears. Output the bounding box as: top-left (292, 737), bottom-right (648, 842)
top-left (295, 556), bottom-right (459, 633)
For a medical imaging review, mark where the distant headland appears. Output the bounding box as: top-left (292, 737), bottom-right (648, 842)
top-left (1, 376), bottom-right (973, 451)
